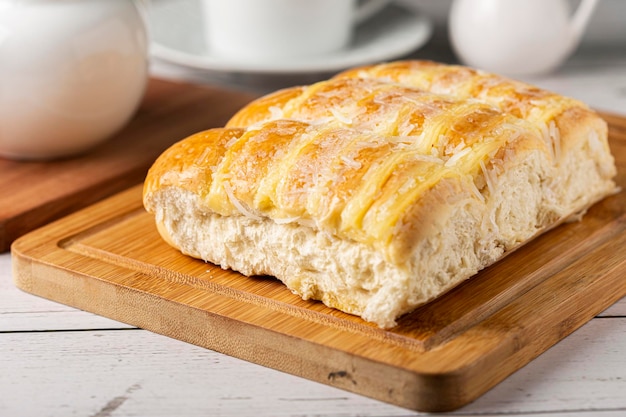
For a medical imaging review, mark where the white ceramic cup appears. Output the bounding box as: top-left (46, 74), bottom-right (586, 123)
top-left (202, 0), bottom-right (390, 61)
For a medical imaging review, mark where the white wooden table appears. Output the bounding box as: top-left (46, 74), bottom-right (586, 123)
top-left (2, 48), bottom-right (626, 416)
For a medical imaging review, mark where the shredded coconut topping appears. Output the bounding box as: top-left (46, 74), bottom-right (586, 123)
top-left (329, 108), bottom-right (353, 125)
top-left (268, 105), bottom-right (284, 119)
top-left (340, 155), bottom-right (362, 169)
top-left (445, 147), bottom-right (472, 167)
top-left (223, 181), bottom-right (263, 221)
top-left (548, 120), bottom-right (561, 161)
top-left (467, 174), bottom-right (485, 203)
top-left (479, 159), bottom-right (495, 197)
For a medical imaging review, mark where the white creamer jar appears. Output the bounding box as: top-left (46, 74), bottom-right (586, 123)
top-left (0, 0), bottom-right (149, 160)
top-left (449, 0), bottom-right (598, 76)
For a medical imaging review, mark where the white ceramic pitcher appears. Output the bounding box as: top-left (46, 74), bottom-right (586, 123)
top-left (0, 0), bottom-right (149, 160)
top-left (449, 0), bottom-right (599, 75)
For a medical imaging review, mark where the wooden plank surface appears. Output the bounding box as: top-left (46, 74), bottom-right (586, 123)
top-left (2, 318), bottom-right (625, 417)
top-left (0, 78), bottom-right (256, 252)
top-left (10, 115), bottom-right (626, 413)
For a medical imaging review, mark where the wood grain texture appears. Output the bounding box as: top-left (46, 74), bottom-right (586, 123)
top-left (11, 114), bottom-right (626, 413)
top-left (2, 318), bottom-right (625, 417)
top-left (0, 78), bottom-right (256, 252)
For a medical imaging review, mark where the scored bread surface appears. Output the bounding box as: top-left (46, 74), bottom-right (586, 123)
top-left (143, 61), bottom-right (617, 328)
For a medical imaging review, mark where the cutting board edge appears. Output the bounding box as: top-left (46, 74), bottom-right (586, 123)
top-left (9, 240), bottom-right (474, 412)
top-left (12, 241), bottom-right (626, 413)
top-left (11, 191), bottom-right (626, 413)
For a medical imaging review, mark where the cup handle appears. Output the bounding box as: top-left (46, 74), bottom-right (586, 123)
top-left (354, 0), bottom-right (391, 24)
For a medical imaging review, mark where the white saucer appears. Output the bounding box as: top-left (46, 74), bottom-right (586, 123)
top-left (148, 0), bottom-right (433, 74)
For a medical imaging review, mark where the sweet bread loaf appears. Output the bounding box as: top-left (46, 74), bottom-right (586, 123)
top-left (143, 61), bottom-right (617, 328)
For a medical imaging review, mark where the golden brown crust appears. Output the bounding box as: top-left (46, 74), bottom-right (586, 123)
top-left (226, 86), bottom-right (306, 128)
top-left (146, 73), bottom-right (555, 262)
top-left (333, 60), bottom-right (585, 119)
top-left (143, 60), bottom-right (617, 327)
top-left (145, 60), bottom-right (616, 261)
top-left (333, 60), bottom-right (609, 167)
top-left (143, 127), bottom-right (245, 205)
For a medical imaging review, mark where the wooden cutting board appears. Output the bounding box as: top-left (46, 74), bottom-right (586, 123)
top-left (11, 113), bottom-right (626, 412)
top-left (0, 78), bottom-right (256, 252)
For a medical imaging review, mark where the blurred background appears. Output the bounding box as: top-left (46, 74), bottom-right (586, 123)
top-left (398, 0), bottom-right (626, 52)
top-left (149, 0), bottom-right (626, 105)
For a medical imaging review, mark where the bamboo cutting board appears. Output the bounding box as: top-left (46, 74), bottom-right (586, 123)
top-left (11, 114), bottom-right (626, 412)
top-left (0, 78), bottom-right (255, 252)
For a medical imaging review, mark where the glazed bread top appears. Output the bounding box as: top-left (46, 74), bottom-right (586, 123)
top-left (144, 61), bottom-right (615, 264)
